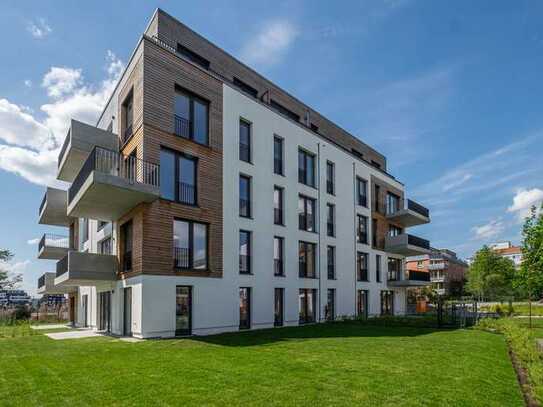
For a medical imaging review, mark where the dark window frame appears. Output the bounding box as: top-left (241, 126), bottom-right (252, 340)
top-left (274, 287), bottom-right (284, 327)
top-left (298, 241), bottom-right (317, 278)
top-left (239, 230), bottom-right (252, 275)
top-left (160, 147), bottom-right (199, 206)
top-left (326, 161), bottom-right (335, 195)
top-left (173, 218), bottom-right (209, 271)
top-left (274, 236), bottom-right (284, 277)
top-left (357, 251), bottom-right (369, 282)
top-left (327, 245), bottom-right (335, 280)
top-left (298, 148), bottom-right (316, 188)
top-left (376, 254), bottom-right (382, 283)
top-left (357, 214), bottom-right (368, 244)
top-left (176, 43), bottom-right (210, 69)
top-left (356, 177), bottom-right (368, 207)
top-left (299, 288), bottom-right (317, 324)
top-left (273, 186), bottom-right (284, 226)
top-left (273, 135), bottom-right (284, 176)
top-left (173, 86), bottom-right (210, 146)
top-left (120, 220), bottom-right (133, 273)
top-left (298, 194), bottom-right (317, 232)
top-left (233, 77), bottom-right (258, 98)
top-left (239, 287), bottom-right (251, 329)
top-left (326, 288), bottom-right (335, 321)
top-left (239, 118), bottom-right (252, 163)
top-left (239, 174), bottom-right (252, 218)
top-left (326, 203), bottom-right (335, 237)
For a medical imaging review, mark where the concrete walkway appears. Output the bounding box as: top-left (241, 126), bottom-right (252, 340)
top-left (45, 330), bottom-right (102, 340)
top-left (31, 324), bottom-right (70, 330)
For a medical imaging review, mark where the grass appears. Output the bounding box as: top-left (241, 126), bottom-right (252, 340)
top-left (0, 322), bottom-right (524, 406)
top-left (479, 302), bottom-right (543, 316)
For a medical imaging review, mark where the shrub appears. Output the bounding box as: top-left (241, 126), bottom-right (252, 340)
top-left (14, 305), bottom-right (31, 320)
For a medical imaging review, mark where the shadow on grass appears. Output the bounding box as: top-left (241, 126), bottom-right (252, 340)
top-left (192, 321), bottom-right (452, 347)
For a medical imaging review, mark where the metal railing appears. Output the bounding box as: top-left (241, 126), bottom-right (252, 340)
top-left (383, 198), bottom-right (430, 218)
top-left (57, 131), bottom-right (71, 168)
top-left (122, 124), bottom-right (133, 145)
top-left (407, 234), bottom-right (430, 250)
top-left (68, 146), bottom-right (160, 203)
top-left (174, 247), bottom-right (190, 269)
top-left (39, 234), bottom-right (69, 252)
top-left (178, 182), bottom-right (196, 205)
top-left (39, 193), bottom-right (46, 215)
top-left (407, 199), bottom-right (429, 218)
top-left (428, 262), bottom-right (446, 270)
top-left (239, 143), bottom-right (250, 162)
top-left (56, 255), bottom-right (69, 278)
top-left (174, 115), bottom-right (190, 139)
top-left (408, 270), bottom-right (431, 282)
top-left (38, 274), bottom-right (46, 289)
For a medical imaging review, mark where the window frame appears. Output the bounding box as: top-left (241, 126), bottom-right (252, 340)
top-left (356, 177), bottom-right (368, 207)
top-left (160, 147), bottom-right (198, 206)
top-left (273, 236), bottom-right (284, 277)
top-left (376, 254), bottom-right (382, 283)
top-left (299, 241), bottom-right (317, 278)
top-left (327, 245), bottom-right (335, 280)
top-left (273, 185), bottom-right (284, 226)
top-left (357, 214), bottom-right (368, 244)
top-left (173, 218), bottom-right (209, 271)
top-left (298, 148), bottom-right (316, 188)
top-left (357, 251), bottom-right (369, 282)
top-left (298, 194), bottom-right (316, 232)
top-left (326, 203), bottom-right (335, 237)
top-left (239, 230), bottom-right (252, 275)
top-left (239, 174), bottom-right (252, 218)
top-left (299, 288), bottom-right (317, 324)
top-left (239, 287), bottom-right (251, 329)
top-left (239, 118), bottom-right (252, 163)
top-left (173, 87), bottom-right (210, 146)
top-left (273, 135), bottom-right (284, 176)
top-left (326, 161), bottom-right (335, 195)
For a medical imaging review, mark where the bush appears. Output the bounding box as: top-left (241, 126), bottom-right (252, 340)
top-left (13, 305), bottom-right (31, 320)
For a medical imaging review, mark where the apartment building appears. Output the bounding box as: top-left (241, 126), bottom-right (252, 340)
top-left (490, 241), bottom-right (523, 268)
top-left (36, 9), bottom-right (431, 338)
top-left (407, 249), bottom-right (467, 296)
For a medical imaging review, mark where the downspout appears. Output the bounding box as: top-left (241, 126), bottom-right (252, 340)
top-left (317, 142), bottom-right (322, 322)
top-left (352, 162), bottom-right (357, 317)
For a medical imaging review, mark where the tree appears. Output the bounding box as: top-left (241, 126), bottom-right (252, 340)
top-left (466, 246), bottom-right (516, 301)
top-left (0, 249), bottom-right (21, 290)
top-left (514, 204), bottom-right (543, 328)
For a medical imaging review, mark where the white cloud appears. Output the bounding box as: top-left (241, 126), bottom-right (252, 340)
top-left (24, 80), bottom-right (32, 88)
top-left (0, 51), bottom-right (124, 186)
top-left (507, 188), bottom-right (543, 222)
top-left (472, 219), bottom-right (505, 240)
top-left (42, 67), bottom-right (82, 98)
top-left (27, 238), bottom-right (40, 245)
top-left (27, 18), bottom-right (52, 39)
top-left (240, 20), bottom-right (298, 67)
top-left (4, 260), bottom-right (31, 274)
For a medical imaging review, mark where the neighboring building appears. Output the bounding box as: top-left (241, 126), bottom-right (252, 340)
top-left (0, 289), bottom-right (32, 307)
top-left (407, 249), bottom-right (467, 297)
top-left (36, 9), bottom-right (431, 338)
top-left (490, 241), bottom-right (523, 268)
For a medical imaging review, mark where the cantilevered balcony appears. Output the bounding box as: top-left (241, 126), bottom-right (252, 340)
top-left (38, 187), bottom-right (71, 227)
top-left (37, 272), bottom-right (74, 295)
top-left (385, 233), bottom-right (431, 256)
top-left (386, 199), bottom-right (430, 227)
top-left (67, 147), bottom-right (160, 221)
top-left (57, 119), bottom-right (118, 182)
top-left (388, 269), bottom-right (431, 287)
top-left (38, 233), bottom-right (70, 260)
top-left (55, 251), bottom-right (117, 287)
top-left (428, 262), bottom-right (446, 271)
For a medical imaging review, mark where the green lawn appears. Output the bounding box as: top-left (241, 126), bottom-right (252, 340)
top-left (0, 322), bottom-right (524, 406)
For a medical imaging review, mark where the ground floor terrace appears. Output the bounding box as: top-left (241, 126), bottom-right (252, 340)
top-left (0, 321), bottom-right (524, 406)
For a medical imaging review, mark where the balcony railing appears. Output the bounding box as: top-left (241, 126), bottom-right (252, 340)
top-left (122, 124), bottom-right (133, 146)
top-left (39, 194), bottom-right (46, 216)
top-left (57, 132), bottom-right (71, 168)
top-left (68, 146), bottom-right (160, 204)
top-left (38, 274), bottom-right (46, 289)
top-left (56, 255), bottom-right (68, 278)
top-left (174, 115), bottom-right (191, 139)
top-left (174, 247), bottom-right (190, 269)
top-left (408, 270), bottom-right (431, 282)
top-left (383, 198), bottom-right (429, 218)
top-left (407, 199), bottom-right (429, 218)
top-left (179, 182), bottom-right (196, 205)
top-left (428, 262), bottom-right (446, 270)
top-left (407, 234), bottom-right (430, 250)
top-left (39, 234), bottom-right (69, 252)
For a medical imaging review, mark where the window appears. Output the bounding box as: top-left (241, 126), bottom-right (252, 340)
top-left (326, 289), bottom-right (335, 321)
top-left (356, 177), bottom-right (367, 207)
top-left (326, 203), bottom-right (335, 237)
top-left (175, 286), bottom-right (192, 336)
top-left (174, 89), bottom-right (209, 145)
top-left (233, 77), bottom-right (258, 98)
top-left (239, 230), bottom-right (251, 274)
top-left (298, 195), bottom-right (316, 232)
top-left (386, 192), bottom-right (400, 215)
top-left (239, 287), bottom-right (251, 329)
top-left (274, 237), bottom-right (284, 276)
top-left (160, 148), bottom-right (197, 205)
top-left (388, 258), bottom-right (402, 281)
top-left (299, 241), bottom-right (316, 278)
top-left (357, 215), bottom-right (368, 244)
top-left (327, 246), bottom-right (335, 279)
top-left (98, 237), bottom-right (112, 255)
top-left (299, 289), bottom-right (316, 324)
top-left (122, 92), bottom-right (133, 144)
top-left (173, 219), bottom-right (208, 270)
top-left (176, 43), bottom-right (210, 69)
top-left (381, 291), bottom-right (394, 316)
top-left (357, 290), bottom-right (368, 318)
top-left (417, 260), bottom-right (423, 269)
top-left (274, 288), bottom-right (284, 327)
top-left (357, 252), bottom-right (368, 281)
top-left (239, 119), bottom-right (251, 163)
top-left (97, 221), bottom-right (108, 231)
top-left (389, 225), bottom-right (402, 237)
top-left (372, 218), bottom-right (378, 247)
top-left (273, 136), bottom-right (284, 175)
top-left (298, 149), bottom-right (316, 187)
top-left (121, 221), bottom-right (133, 272)
top-left (274, 186), bottom-right (284, 225)
top-left (376, 254), bottom-right (382, 283)
top-left (270, 99), bottom-right (300, 122)
top-left (239, 175), bottom-right (251, 218)
top-left (326, 161), bottom-right (335, 195)
top-left (81, 218), bottom-right (89, 244)
top-left (374, 184), bottom-right (382, 213)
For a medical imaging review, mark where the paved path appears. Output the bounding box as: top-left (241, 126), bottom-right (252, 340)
top-left (45, 330), bottom-right (102, 340)
top-left (31, 324), bottom-right (70, 330)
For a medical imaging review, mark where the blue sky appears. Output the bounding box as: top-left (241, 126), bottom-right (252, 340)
top-left (1, 0), bottom-right (543, 295)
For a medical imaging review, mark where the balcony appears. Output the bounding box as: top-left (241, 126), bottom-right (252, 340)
top-left (37, 272), bottom-right (74, 295)
top-left (385, 233), bottom-right (431, 256)
top-left (430, 273), bottom-right (445, 283)
top-left (57, 119), bottom-right (118, 182)
top-left (67, 147), bottom-right (160, 221)
top-left (386, 199), bottom-right (430, 227)
top-left (428, 262), bottom-right (446, 271)
top-left (55, 251), bottom-right (117, 287)
top-left (38, 233), bottom-right (70, 260)
top-left (38, 187), bottom-right (70, 227)
top-left (388, 269), bottom-right (431, 287)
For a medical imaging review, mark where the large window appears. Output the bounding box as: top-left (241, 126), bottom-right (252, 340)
top-left (298, 149), bottom-right (316, 187)
top-left (239, 230), bottom-right (251, 274)
top-left (386, 192), bottom-right (401, 215)
top-left (160, 148), bottom-right (197, 205)
top-left (274, 236), bottom-right (284, 276)
top-left (298, 195), bottom-right (316, 232)
top-left (273, 136), bottom-right (284, 175)
top-left (274, 288), bottom-right (284, 327)
top-left (121, 221), bottom-right (132, 272)
top-left (299, 241), bottom-right (316, 278)
top-left (357, 251), bottom-right (368, 281)
top-left (98, 237), bottom-right (112, 255)
top-left (326, 161), bottom-right (335, 195)
top-left (122, 92), bottom-right (133, 144)
top-left (173, 219), bottom-right (208, 270)
top-left (274, 186), bottom-right (284, 225)
top-left (326, 289), bottom-right (335, 321)
top-left (389, 225), bottom-right (402, 237)
top-left (357, 290), bottom-right (368, 318)
top-left (174, 89), bottom-right (209, 145)
top-left (357, 215), bottom-right (368, 244)
top-left (372, 218), bottom-right (378, 247)
top-left (239, 119), bottom-right (251, 163)
top-left (299, 289), bottom-right (316, 324)
top-left (388, 258), bottom-right (402, 281)
top-left (239, 287), bottom-right (251, 329)
top-left (381, 291), bottom-right (394, 316)
top-left (239, 175), bottom-right (251, 218)
top-left (326, 203), bottom-right (335, 237)
top-left (356, 177), bottom-right (367, 207)
top-left (376, 254), bottom-right (382, 283)
top-left (327, 245), bottom-right (335, 279)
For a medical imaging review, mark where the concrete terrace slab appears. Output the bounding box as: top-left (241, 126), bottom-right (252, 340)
top-left (46, 330), bottom-right (102, 340)
top-left (31, 324), bottom-right (71, 330)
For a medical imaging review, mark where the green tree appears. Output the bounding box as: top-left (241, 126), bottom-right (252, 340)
top-left (0, 249), bottom-right (21, 290)
top-left (466, 246), bottom-right (516, 301)
top-left (514, 204), bottom-right (543, 328)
